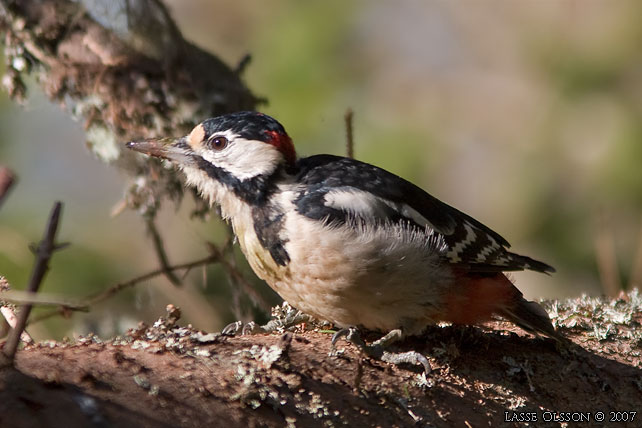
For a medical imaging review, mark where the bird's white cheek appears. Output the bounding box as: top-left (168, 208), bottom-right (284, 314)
top-left (201, 139), bottom-right (283, 180)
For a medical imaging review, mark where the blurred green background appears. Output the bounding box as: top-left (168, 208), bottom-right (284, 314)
top-left (1, 0), bottom-right (641, 340)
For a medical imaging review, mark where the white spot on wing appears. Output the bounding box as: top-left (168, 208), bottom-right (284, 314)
top-left (324, 188), bottom-right (389, 218)
top-left (324, 189), bottom-right (439, 231)
top-left (395, 202), bottom-right (438, 231)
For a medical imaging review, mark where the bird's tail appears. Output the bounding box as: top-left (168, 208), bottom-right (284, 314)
top-left (449, 272), bottom-right (562, 341)
top-left (498, 296), bottom-right (561, 341)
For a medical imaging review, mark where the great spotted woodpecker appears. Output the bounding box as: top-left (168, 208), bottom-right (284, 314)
top-left (127, 111), bottom-right (559, 361)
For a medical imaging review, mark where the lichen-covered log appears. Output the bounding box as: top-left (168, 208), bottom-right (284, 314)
top-left (0, 0), bottom-right (260, 215)
top-left (0, 293), bottom-right (640, 428)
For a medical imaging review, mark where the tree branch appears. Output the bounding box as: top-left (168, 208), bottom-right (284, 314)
top-left (27, 253), bottom-right (221, 325)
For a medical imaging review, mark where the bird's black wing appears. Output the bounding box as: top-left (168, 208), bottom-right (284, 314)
top-left (294, 155), bottom-right (554, 274)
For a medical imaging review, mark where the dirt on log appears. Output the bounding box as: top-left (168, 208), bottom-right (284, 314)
top-left (1, 294), bottom-right (641, 428)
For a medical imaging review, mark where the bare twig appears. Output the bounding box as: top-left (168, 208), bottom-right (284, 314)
top-left (594, 211), bottom-right (621, 297)
top-left (218, 229), bottom-right (249, 320)
top-left (223, 249), bottom-right (246, 321)
top-left (27, 253), bottom-right (220, 325)
top-left (0, 166), bottom-right (16, 210)
top-left (3, 201), bottom-right (64, 364)
top-left (629, 219), bottom-right (642, 289)
top-left (344, 108), bottom-right (355, 159)
top-left (206, 242), bottom-right (272, 312)
top-left (145, 216), bottom-right (181, 286)
top-left (235, 53), bottom-right (252, 75)
top-left (0, 290), bottom-right (87, 310)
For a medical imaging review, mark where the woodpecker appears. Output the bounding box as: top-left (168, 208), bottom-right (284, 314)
top-left (127, 111), bottom-right (558, 346)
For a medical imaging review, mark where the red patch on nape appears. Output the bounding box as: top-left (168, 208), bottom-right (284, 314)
top-left (265, 130), bottom-right (297, 166)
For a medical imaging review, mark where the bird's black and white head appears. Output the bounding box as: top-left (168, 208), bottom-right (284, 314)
top-left (127, 111), bottom-right (297, 209)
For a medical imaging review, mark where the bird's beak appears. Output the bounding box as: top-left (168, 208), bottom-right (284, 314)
top-left (126, 136), bottom-right (194, 165)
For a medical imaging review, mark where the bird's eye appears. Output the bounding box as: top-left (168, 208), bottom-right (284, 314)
top-left (209, 136), bottom-right (229, 150)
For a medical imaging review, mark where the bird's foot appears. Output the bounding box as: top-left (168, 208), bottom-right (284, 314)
top-left (222, 305), bottom-right (313, 336)
top-left (221, 320), bottom-right (256, 336)
top-left (331, 327), bottom-right (431, 373)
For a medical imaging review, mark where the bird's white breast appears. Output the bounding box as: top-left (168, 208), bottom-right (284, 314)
top-left (269, 189), bottom-right (454, 333)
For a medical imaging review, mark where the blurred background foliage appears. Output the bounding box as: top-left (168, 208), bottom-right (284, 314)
top-left (1, 0), bottom-right (641, 340)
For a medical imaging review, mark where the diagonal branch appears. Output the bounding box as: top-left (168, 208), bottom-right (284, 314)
top-left (27, 253), bottom-right (221, 325)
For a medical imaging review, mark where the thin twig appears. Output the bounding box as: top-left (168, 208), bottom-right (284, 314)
top-left (0, 290), bottom-right (87, 309)
top-left (27, 253), bottom-right (220, 325)
top-left (0, 166), bottom-right (16, 210)
top-left (223, 249), bottom-right (245, 321)
top-left (344, 108), bottom-right (354, 159)
top-left (220, 229), bottom-right (247, 320)
top-left (629, 219), bottom-right (642, 289)
top-left (594, 210), bottom-right (621, 297)
top-left (206, 242), bottom-right (272, 311)
top-left (145, 216), bottom-right (181, 286)
top-left (209, 233), bottom-right (251, 320)
top-left (3, 201), bottom-right (64, 364)
top-left (235, 53), bottom-right (252, 75)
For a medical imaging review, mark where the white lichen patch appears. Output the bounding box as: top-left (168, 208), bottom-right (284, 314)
top-left (236, 344), bottom-right (285, 369)
top-left (257, 345), bottom-right (284, 368)
top-left (72, 95), bottom-right (105, 119)
top-left (86, 125), bottom-right (120, 162)
top-left (415, 372), bottom-right (435, 389)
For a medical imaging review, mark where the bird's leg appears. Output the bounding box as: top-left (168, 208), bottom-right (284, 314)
top-left (332, 327), bottom-right (431, 373)
top-left (222, 306), bottom-right (313, 336)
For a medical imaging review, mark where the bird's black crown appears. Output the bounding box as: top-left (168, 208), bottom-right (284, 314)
top-left (200, 111), bottom-right (288, 142)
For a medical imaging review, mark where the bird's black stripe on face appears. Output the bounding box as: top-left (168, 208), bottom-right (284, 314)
top-left (195, 157), bottom-right (277, 205)
top-left (194, 157), bottom-right (290, 266)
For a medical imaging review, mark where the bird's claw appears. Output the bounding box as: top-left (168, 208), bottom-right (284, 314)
top-left (222, 320), bottom-right (243, 336)
top-left (381, 350), bottom-right (431, 373)
top-left (221, 310), bottom-right (313, 336)
top-left (221, 320), bottom-right (262, 336)
top-left (331, 327), bottom-right (431, 373)
top-left (331, 326), bottom-right (356, 346)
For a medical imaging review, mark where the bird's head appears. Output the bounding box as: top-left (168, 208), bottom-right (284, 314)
top-left (127, 111), bottom-right (296, 205)
top-left (127, 111), bottom-right (296, 178)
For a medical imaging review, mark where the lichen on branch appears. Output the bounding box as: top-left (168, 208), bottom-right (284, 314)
top-left (0, 0), bottom-right (260, 216)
